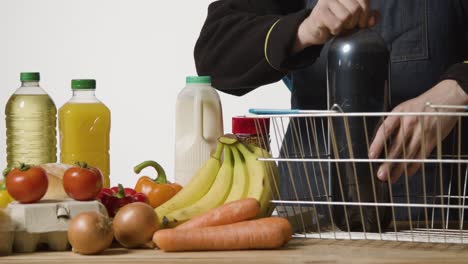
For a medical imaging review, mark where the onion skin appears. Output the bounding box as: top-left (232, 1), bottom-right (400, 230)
top-left (68, 211), bottom-right (113, 255)
top-left (113, 202), bottom-right (159, 248)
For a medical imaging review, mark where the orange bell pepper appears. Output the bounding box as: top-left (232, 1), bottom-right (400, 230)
top-left (134, 161), bottom-right (182, 208)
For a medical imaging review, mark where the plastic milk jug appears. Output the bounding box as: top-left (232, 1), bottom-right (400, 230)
top-left (174, 76), bottom-right (223, 186)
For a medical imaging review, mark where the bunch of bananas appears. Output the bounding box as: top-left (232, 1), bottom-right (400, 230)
top-left (155, 135), bottom-right (280, 227)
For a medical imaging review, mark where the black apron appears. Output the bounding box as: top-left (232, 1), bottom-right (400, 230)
top-left (279, 0), bottom-right (468, 227)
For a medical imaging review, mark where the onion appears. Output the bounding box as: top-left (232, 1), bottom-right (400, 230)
top-left (113, 202), bottom-right (159, 248)
top-left (67, 211), bottom-right (113, 255)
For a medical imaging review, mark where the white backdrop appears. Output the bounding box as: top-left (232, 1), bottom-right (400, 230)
top-left (0, 0), bottom-right (290, 187)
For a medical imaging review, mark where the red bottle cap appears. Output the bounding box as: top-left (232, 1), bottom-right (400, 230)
top-left (232, 117), bottom-right (270, 135)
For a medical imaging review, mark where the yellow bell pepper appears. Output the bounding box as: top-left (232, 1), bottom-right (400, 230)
top-left (0, 180), bottom-right (13, 208)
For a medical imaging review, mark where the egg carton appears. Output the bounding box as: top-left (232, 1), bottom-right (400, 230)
top-left (0, 200), bottom-right (107, 255)
top-left (0, 208), bottom-right (14, 255)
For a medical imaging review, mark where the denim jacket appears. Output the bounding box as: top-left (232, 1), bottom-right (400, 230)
top-left (279, 0), bottom-right (468, 225)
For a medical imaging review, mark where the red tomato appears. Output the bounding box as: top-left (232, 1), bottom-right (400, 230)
top-left (63, 164), bottom-right (103, 201)
top-left (6, 164), bottom-right (48, 203)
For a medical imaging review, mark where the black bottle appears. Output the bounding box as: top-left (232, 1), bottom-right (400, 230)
top-left (327, 29), bottom-right (391, 232)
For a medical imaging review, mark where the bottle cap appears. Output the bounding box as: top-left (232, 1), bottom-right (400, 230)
top-left (232, 117), bottom-right (270, 135)
top-left (20, 72), bottom-right (40, 82)
top-left (186, 76), bottom-right (211, 84)
top-left (72, 79), bottom-right (96, 90)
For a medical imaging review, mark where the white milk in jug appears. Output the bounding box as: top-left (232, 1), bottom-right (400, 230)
top-left (174, 76), bottom-right (223, 186)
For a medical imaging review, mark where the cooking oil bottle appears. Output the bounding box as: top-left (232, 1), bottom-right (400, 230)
top-left (5, 72), bottom-right (57, 169)
top-left (59, 79), bottom-right (111, 187)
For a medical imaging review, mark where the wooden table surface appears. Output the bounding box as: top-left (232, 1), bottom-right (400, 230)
top-left (2, 238), bottom-right (468, 264)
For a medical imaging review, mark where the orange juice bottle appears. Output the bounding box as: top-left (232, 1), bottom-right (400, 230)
top-left (59, 79), bottom-right (111, 187)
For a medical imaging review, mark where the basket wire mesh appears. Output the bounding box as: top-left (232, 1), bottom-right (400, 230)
top-left (249, 104), bottom-right (468, 244)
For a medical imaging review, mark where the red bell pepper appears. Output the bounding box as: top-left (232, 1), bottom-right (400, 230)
top-left (96, 184), bottom-right (148, 217)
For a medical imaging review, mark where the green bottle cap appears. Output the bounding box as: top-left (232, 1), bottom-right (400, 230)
top-left (186, 76), bottom-right (211, 84)
top-left (71, 79), bottom-right (96, 90)
top-left (20, 72), bottom-right (40, 82)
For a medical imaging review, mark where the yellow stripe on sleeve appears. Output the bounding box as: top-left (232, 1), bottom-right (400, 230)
top-left (264, 19), bottom-right (282, 71)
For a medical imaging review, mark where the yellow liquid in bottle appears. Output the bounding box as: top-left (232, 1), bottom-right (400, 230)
top-left (59, 102), bottom-right (111, 187)
top-left (5, 94), bottom-right (57, 168)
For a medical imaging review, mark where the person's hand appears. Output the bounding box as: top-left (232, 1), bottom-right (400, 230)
top-left (368, 80), bottom-right (468, 183)
top-left (293, 0), bottom-right (377, 53)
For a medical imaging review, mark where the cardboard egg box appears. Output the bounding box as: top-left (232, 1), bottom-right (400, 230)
top-left (0, 200), bottom-right (107, 255)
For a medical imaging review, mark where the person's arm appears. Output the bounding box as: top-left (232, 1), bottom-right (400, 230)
top-left (439, 0), bottom-right (468, 93)
top-left (369, 1), bottom-right (468, 183)
top-left (195, 0), bottom-right (375, 96)
top-left (194, 0), bottom-right (316, 96)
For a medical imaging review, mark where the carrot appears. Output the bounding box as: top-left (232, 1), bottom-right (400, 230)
top-left (278, 218), bottom-right (293, 243)
top-left (153, 217), bottom-right (292, 252)
top-left (176, 198), bottom-right (260, 230)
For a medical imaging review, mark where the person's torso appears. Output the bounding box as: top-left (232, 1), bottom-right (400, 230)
top-left (286, 0), bottom-right (467, 109)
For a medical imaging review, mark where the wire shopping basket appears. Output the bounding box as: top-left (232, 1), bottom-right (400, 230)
top-left (248, 103), bottom-right (468, 244)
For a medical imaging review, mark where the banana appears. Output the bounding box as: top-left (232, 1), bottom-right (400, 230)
top-left (235, 142), bottom-right (272, 217)
top-left (247, 144), bottom-right (280, 217)
top-left (161, 145), bottom-right (234, 227)
top-left (235, 142), bottom-right (266, 200)
top-left (247, 144), bottom-right (280, 199)
top-left (155, 142), bottom-right (224, 222)
top-left (224, 146), bottom-right (249, 203)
